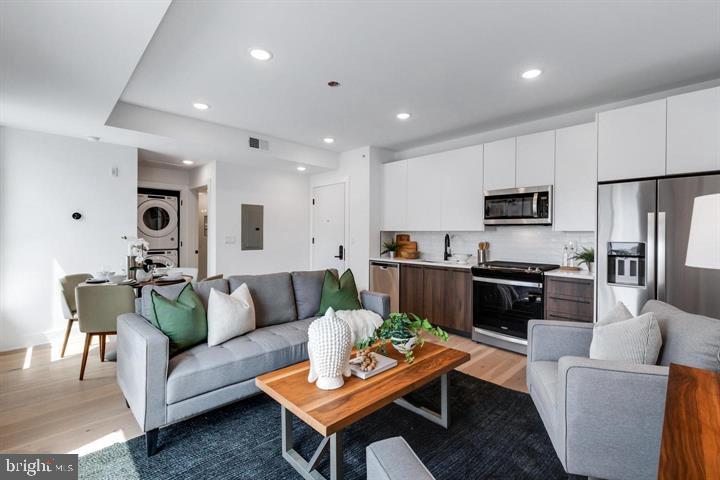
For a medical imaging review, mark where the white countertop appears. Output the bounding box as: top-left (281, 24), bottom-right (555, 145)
top-left (369, 257), bottom-right (473, 270)
top-left (545, 268), bottom-right (595, 280)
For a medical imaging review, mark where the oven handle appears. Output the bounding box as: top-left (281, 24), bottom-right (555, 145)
top-left (472, 276), bottom-right (542, 288)
top-left (532, 192), bottom-right (539, 217)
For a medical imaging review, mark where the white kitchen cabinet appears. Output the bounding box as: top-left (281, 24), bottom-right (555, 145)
top-left (483, 137), bottom-right (516, 191)
top-left (516, 130), bottom-right (556, 187)
top-left (667, 86), bottom-right (720, 175)
top-left (598, 99), bottom-right (666, 181)
top-left (382, 160), bottom-right (407, 230)
top-left (554, 122), bottom-right (597, 232)
top-left (406, 153), bottom-right (442, 230)
top-left (441, 145), bottom-right (484, 231)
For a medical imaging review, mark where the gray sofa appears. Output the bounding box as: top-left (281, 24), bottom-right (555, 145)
top-left (527, 300), bottom-right (720, 480)
top-left (116, 270), bottom-right (390, 456)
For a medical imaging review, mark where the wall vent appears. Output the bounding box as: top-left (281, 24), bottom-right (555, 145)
top-left (248, 137), bottom-right (269, 151)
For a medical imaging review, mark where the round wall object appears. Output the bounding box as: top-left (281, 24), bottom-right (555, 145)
top-left (72, 212), bottom-right (82, 220)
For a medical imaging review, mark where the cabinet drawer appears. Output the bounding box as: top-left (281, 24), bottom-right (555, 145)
top-left (545, 295), bottom-right (594, 320)
top-left (545, 277), bottom-right (594, 300)
top-left (546, 310), bottom-right (593, 323)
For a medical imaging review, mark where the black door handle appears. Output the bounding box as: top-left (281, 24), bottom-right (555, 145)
top-left (334, 245), bottom-right (344, 260)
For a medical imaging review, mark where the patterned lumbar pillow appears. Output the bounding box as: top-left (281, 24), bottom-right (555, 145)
top-left (317, 269), bottom-right (362, 314)
top-left (207, 284), bottom-right (256, 346)
top-left (150, 283), bottom-right (208, 356)
top-left (590, 311), bottom-right (663, 365)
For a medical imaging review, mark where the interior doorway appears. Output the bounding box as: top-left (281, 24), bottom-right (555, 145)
top-left (311, 182), bottom-right (346, 273)
top-left (192, 186), bottom-right (209, 280)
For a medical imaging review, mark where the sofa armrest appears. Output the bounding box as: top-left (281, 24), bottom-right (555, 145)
top-left (366, 437), bottom-right (434, 480)
top-left (557, 356), bottom-right (669, 480)
top-left (116, 313), bottom-right (169, 432)
top-left (527, 320), bottom-right (593, 363)
top-left (360, 290), bottom-right (390, 319)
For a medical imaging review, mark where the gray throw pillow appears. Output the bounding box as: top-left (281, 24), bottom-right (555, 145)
top-left (590, 312), bottom-right (663, 365)
top-left (597, 301), bottom-right (634, 326)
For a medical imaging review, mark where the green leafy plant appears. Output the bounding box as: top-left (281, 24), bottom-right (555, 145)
top-left (374, 312), bottom-right (448, 363)
top-left (572, 246), bottom-right (595, 266)
top-left (381, 240), bottom-right (399, 255)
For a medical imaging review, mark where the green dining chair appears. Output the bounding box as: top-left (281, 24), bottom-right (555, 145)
top-left (59, 273), bottom-right (93, 358)
top-left (75, 284), bottom-right (135, 380)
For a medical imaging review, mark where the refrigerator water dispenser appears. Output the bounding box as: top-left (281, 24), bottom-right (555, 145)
top-left (607, 242), bottom-right (646, 287)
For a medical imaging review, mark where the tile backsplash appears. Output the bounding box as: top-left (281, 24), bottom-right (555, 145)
top-left (381, 227), bottom-right (595, 265)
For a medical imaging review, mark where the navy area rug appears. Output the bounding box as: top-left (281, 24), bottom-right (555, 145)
top-left (80, 371), bottom-right (570, 479)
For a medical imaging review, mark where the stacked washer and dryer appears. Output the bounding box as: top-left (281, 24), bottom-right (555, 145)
top-left (137, 190), bottom-right (180, 268)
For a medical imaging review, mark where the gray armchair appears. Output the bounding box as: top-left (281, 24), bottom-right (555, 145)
top-left (527, 300), bottom-right (720, 480)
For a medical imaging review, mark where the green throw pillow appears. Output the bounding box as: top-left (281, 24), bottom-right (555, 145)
top-left (317, 269), bottom-right (362, 314)
top-left (150, 283), bottom-right (207, 356)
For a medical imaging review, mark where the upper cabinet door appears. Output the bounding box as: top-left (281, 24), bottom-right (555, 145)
top-left (667, 86), bottom-right (720, 175)
top-left (554, 122), bottom-right (597, 232)
top-left (441, 145), bottom-right (484, 231)
top-left (382, 160), bottom-right (407, 230)
top-left (406, 153), bottom-right (442, 230)
top-left (598, 99), bottom-right (666, 181)
top-left (484, 137), bottom-right (516, 191)
top-left (516, 130), bottom-right (555, 187)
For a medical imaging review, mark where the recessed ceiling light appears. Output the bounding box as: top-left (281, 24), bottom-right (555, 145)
top-left (182, 160), bottom-right (194, 165)
top-left (323, 137), bottom-right (335, 144)
top-left (193, 102), bottom-right (210, 110)
top-left (396, 112), bottom-right (411, 120)
top-left (296, 166), bottom-right (307, 172)
top-left (521, 68), bottom-right (543, 80)
top-left (249, 48), bottom-right (273, 61)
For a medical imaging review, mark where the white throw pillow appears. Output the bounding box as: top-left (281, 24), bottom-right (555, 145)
top-left (335, 309), bottom-right (383, 345)
top-left (207, 284), bottom-right (256, 347)
top-left (589, 312), bottom-right (663, 365)
top-left (597, 301), bottom-right (634, 326)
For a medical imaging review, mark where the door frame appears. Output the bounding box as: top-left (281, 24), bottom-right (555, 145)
top-left (310, 178), bottom-right (350, 272)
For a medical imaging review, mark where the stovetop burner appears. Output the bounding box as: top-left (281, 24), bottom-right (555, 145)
top-left (474, 260), bottom-right (559, 274)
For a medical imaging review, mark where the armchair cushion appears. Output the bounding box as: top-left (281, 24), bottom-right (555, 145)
top-left (641, 300), bottom-right (720, 371)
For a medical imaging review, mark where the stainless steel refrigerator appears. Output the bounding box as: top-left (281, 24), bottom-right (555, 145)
top-left (597, 173), bottom-right (720, 319)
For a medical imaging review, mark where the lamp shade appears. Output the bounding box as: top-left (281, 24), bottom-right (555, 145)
top-left (685, 193), bottom-right (720, 269)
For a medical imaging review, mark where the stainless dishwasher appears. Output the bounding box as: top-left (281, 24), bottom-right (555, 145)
top-left (369, 261), bottom-right (399, 313)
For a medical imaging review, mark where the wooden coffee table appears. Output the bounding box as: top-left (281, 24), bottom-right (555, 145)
top-left (255, 342), bottom-right (469, 480)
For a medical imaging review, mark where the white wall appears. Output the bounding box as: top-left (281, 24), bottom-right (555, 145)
top-left (311, 147), bottom-right (392, 290)
top-left (0, 127), bottom-right (137, 351)
top-left (137, 162), bottom-right (191, 186)
top-left (213, 161), bottom-right (310, 275)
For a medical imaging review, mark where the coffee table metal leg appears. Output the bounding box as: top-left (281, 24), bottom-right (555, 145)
top-left (280, 406), bottom-right (343, 480)
top-left (393, 372), bottom-right (449, 428)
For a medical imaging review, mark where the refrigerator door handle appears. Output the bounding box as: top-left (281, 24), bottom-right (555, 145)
top-left (657, 212), bottom-right (666, 302)
top-left (647, 212), bottom-right (656, 299)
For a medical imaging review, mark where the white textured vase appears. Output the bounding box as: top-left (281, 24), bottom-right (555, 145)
top-left (307, 307), bottom-right (352, 390)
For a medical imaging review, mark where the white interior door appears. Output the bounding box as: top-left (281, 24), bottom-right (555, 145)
top-left (312, 183), bottom-right (346, 272)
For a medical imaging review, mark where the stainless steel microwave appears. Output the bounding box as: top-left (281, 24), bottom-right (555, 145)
top-left (483, 185), bottom-right (553, 225)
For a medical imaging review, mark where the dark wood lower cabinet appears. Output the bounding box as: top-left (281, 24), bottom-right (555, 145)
top-left (400, 264), bottom-right (472, 336)
top-left (544, 276), bottom-right (594, 323)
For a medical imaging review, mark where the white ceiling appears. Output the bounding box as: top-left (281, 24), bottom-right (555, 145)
top-left (120, 1), bottom-right (720, 152)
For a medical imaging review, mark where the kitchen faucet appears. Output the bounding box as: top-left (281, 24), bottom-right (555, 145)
top-left (444, 233), bottom-right (452, 260)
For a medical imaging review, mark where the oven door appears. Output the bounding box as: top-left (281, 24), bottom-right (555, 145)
top-left (472, 276), bottom-right (544, 339)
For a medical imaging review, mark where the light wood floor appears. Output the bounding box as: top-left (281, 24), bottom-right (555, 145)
top-left (0, 330), bottom-right (525, 456)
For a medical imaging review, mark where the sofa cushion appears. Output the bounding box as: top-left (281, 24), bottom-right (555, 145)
top-left (140, 279), bottom-right (229, 318)
top-left (317, 269), bottom-right (362, 314)
top-left (150, 283), bottom-right (207, 357)
top-left (166, 318), bottom-right (314, 404)
top-left (589, 312), bottom-right (663, 365)
top-left (366, 437), bottom-right (434, 480)
top-left (291, 269), bottom-right (337, 320)
top-left (206, 284), bottom-right (255, 347)
top-left (641, 300), bottom-right (720, 371)
top-left (228, 272), bottom-right (297, 327)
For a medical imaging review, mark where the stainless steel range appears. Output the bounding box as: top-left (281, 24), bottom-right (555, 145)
top-left (471, 261), bottom-right (559, 354)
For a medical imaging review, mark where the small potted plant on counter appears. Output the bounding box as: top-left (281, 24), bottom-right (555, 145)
top-left (572, 246), bottom-right (595, 274)
top-left (375, 312), bottom-right (448, 363)
top-left (381, 239), bottom-right (399, 259)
